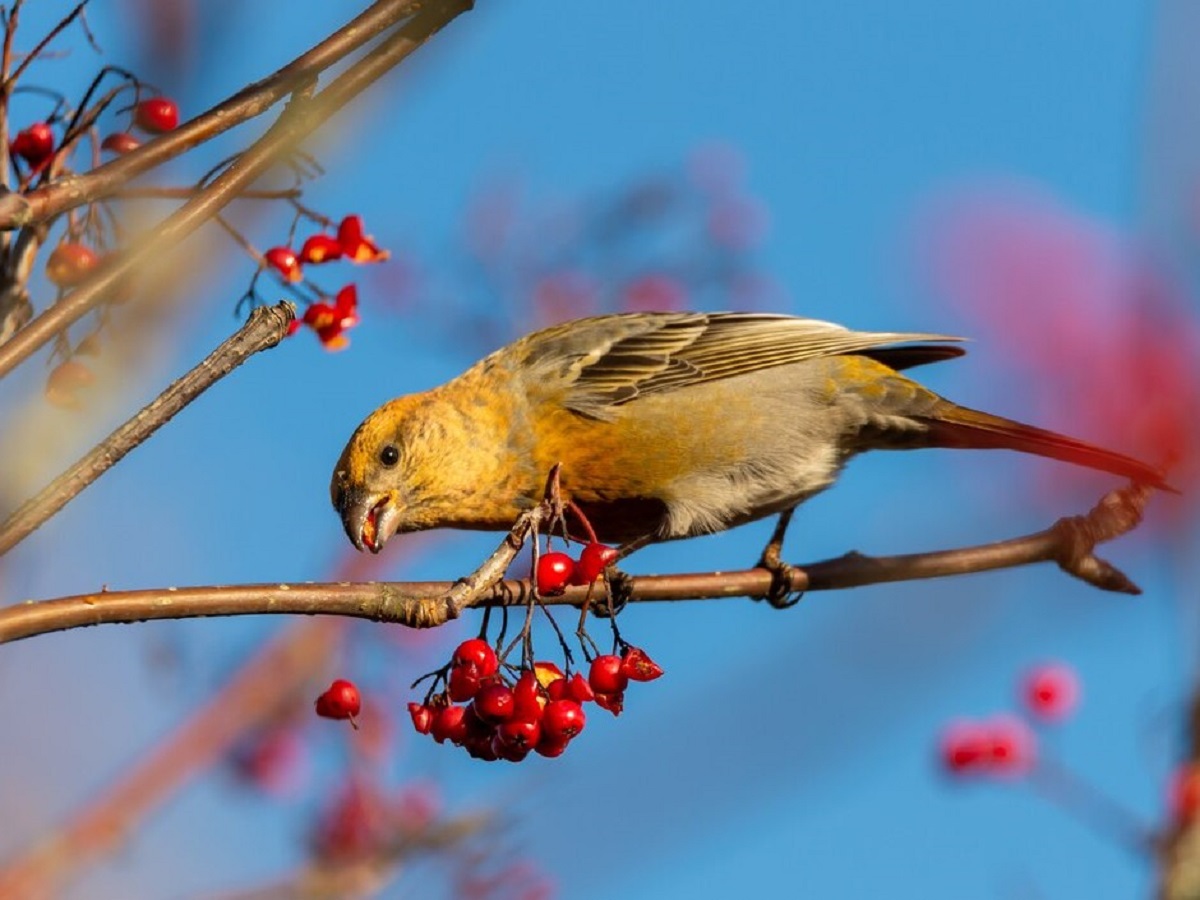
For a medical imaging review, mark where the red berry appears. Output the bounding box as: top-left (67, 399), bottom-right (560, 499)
top-left (496, 717), bottom-right (541, 752)
top-left (453, 638), bottom-right (499, 677)
top-left (512, 670), bottom-right (545, 721)
top-left (535, 735), bottom-right (570, 758)
top-left (593, 691), bottom-right (624, 716)
top-left (984, 716), bottom-right (1036, 775)
top-left (1022, 663), bottom-right (1079, 721)
top-left (463, 731), bottom-right (500, 762)
top-left (337, 214), bottom-right (389, 263)
top-left (46, 243), bottom-right (99, 288)
top-left (134, 96), bottom-right (179, 133)
top-left (572, 542), bottom-right (618, 585)
top-left (406, 702), bottom-right (433, 735)
top-left (1170, 764), bottom-right (1200, 825)
top-left (541, 699), bottom-right (586, 741)
top-left (264, 246), bottom-right (302, 283)
top-left (621, 646), bottom-right (664, 682)
top-left (589, 655), bottom-right (628, 695)
top-left (101, 131), bottom-right (140, 154)
top-left (491, 731), bottom-right (530, 762)
top-left (299, 233), bottom-right (343, 264)
top-left (10, 122), bottom-right (54, 166)
top-left (471, 683), bottom-right (515, 724)
top-left (447, 663), bottom-right (482, 702)
top-left (566, 672), bottom-right (595, 703)
top-left (536, 552), bottom-right (576, 595)
top-left (315, 679), bottom-right (361, 723)
top-left (939, 721), bottom-right (989, 774)
top-left (430, 704), bottom-right (469, 745)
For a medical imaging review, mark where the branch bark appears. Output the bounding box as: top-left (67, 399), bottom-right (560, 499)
top-left (0, 482), bottom-right (1154, 645)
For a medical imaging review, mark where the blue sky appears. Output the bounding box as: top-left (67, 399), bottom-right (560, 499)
top-left (1, 2), bottom-right (1197, 898)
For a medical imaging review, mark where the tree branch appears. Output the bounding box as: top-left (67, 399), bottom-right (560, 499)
top-left (0, 302), bottom-right (294, 556)
top-left (0, 482), bottom-right (1154, 645)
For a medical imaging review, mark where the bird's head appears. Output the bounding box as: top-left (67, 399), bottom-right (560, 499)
top-left (330, 396), bottom-right (434, 553)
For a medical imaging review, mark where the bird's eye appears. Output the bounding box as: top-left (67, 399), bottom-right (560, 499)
top-left (380, 444), bottom-right (399, 467)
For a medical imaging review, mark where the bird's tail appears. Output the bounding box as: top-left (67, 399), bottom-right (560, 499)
top-left (922, 402), bottom-right (1175, 491)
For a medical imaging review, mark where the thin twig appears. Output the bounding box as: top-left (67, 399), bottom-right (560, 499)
top-left (0, 302), bottom-right (294, 556)
top-left (0, 482), bottom-right (1155, 645)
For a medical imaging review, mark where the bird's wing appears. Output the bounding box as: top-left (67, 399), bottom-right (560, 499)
top-left (519, 312), bottom-right (965, 419)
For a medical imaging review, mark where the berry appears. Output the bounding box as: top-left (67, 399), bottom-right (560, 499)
top-left (299, 233), bottom-right (343, 264)
top-left (101, 132), bottom-right (140, 154)
top-left (1170, 764), bottom-right (1200, 825)
top-left (1022, 663), bottom-right (1079, 721)
top-left (939, 721), bottom-right (989, 774)
top-left (407, 702), bottom-right (433, 735)
top-left (315, 679), bottom-right (361, 723)
top-left (535, 735), bottom-right (570, 758)
top-left (621, 646), bottom-right (664, 682)
top-left (45, 360), bottom-right (96, 410)
top-left (565, 672), bottom-right (595, 703)
top-left (10, 122), bottom-right (54, 167)
top-left (337, 214), bottom-right (389, 263)
top-left (512, 670), bottom-right (545, 721)
top-left (536, 552), bottom-right (576, 595)
top-left (134, 96), bottom-right (179, 133)
top-left (984, 716), bottom-right (1036, 775)
top-left (541, 699), bottom-right (586, 741)
top-left (45, 243), bottom-right (99, 288)
top-left (430, 704), bottom-right (469, 745)
top-left (471, 683), bottom-right (515, 724)
top-left (264, 246), bottom-right (302, 283)
top-left (588, 655), bottom-right (628, 695)
top-left (491, 731), bottom-right (530, 763)
top-left (496, 717), bottom-right (541, 752)
top-left (447, 663), bottom-right (482, 702)
top-left (453, 638), bottom-right (499, 677)
top-left (593, 690), bottom-right (624, 716)
top-left (572, 542), bottom-right (618, 584)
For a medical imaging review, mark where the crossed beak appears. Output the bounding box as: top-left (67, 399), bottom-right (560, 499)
top-left (334, 486), bottom-right (401, 553)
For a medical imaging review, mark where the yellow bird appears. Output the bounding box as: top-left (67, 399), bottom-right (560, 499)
top-left (331, 312), bottom-right (1166, 560)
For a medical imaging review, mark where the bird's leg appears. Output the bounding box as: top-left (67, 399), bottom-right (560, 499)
top-left (756, 508), bottom-right (804, 609)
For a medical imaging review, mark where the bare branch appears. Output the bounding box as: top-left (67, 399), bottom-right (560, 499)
top-left (0, 302), bottom-right (294, 556)
top-left (0, 482), bottom-right (1154, 645)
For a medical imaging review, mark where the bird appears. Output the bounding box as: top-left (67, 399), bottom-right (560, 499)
top-left (330, 311), bottom-right (1168, 570)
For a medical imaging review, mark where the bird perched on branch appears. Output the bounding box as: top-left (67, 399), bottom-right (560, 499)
top-left (331, 311), bottom-right (1168, 578)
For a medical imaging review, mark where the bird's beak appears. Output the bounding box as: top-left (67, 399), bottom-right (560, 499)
top-left (336, 488), bottom-right (401, 554)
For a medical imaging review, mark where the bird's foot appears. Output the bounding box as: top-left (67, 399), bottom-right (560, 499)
top-left (755, 509), bottom-right (804, 609)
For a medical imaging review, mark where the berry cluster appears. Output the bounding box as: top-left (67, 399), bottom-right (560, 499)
top-left (264, 214), bottom-right (387, 350)
top-left (405, 638), bottom-right (663, 762)
top-left (939, 662), bottom-right (1078, 778)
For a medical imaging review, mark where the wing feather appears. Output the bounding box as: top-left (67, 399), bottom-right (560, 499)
top-left (517, 312), bottom-right (964, 419)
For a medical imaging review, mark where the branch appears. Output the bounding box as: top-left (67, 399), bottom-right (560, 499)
top-left (0, 0), bottom-right (472, 382)
top-left (0, 482), bottom-right (1154, 645)
top-left (0, 302), bottom-right (294, 557)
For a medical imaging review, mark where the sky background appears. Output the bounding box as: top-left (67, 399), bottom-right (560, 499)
top-left (2, 2), bottom-right (1199, 898)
